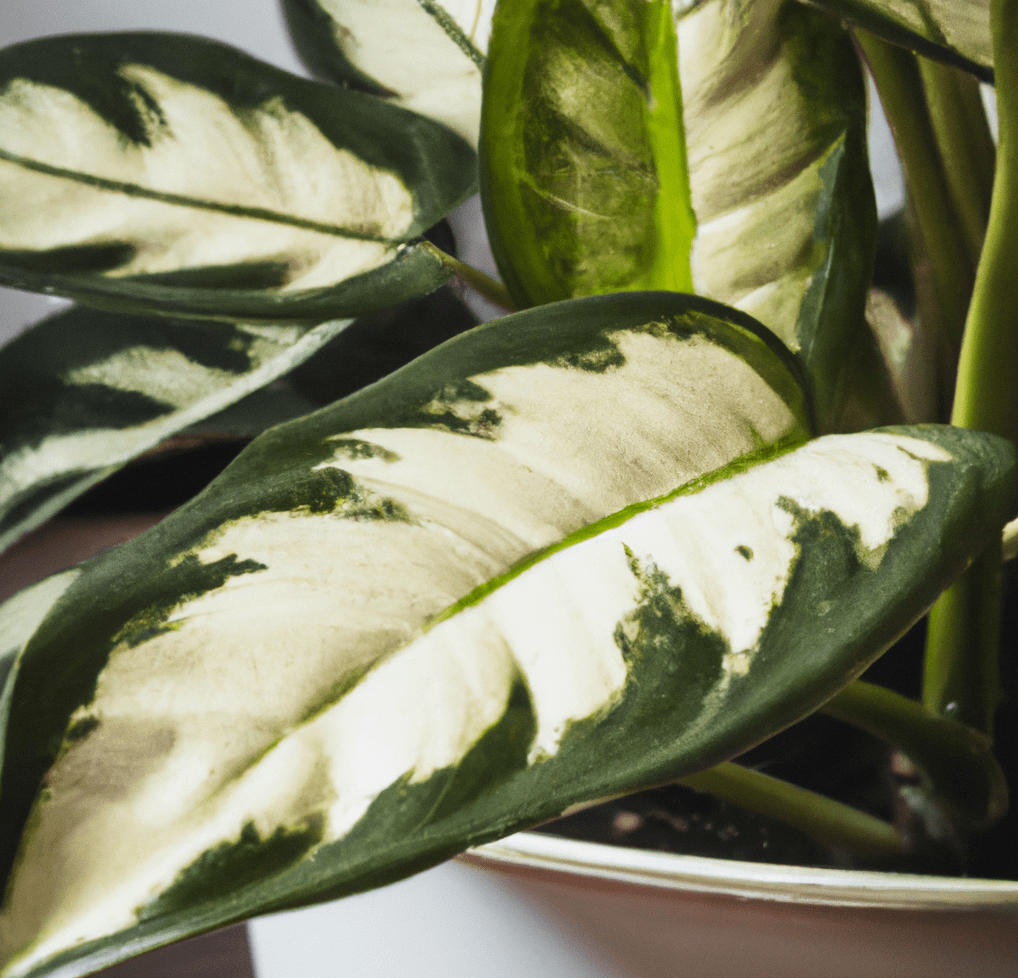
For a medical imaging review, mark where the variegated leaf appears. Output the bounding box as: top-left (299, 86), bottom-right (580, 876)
top-left (0, 571), bottom-right (82, 762)
top-left (0, 33), bottom-right (476, 322)
top-left (1, 417), bottom-right (1014, 978)
top-left (0, 291), bottom-right (811, 977)
top-left (0, 305), bottom-right (352, 555)
top-left (479, 0), bottom-right (875, 427)
top-left (282, 0), bottom-right (496, 145)
top-left (802, 0), bottom-right (993, 81)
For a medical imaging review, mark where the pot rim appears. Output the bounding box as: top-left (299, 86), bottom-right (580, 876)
top-left (462, 831), bottom-right (1018, 911)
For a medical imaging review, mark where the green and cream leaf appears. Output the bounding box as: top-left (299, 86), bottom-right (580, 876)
top-left (0, 291), bottom-right (811, 977)
top-left (679, 0), bottom-right (876, 425)
top-left (1, 415), bottom-right (1013, 978)
top-left (0, 33), bottom-right (476, 322)
top-left (282, 0), bottom-right (496, 145)
top-left (0, 305), bottom-right (353, 555)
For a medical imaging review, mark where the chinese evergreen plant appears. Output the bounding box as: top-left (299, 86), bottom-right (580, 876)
top-left (0, 0), bottom-right (1016, 975)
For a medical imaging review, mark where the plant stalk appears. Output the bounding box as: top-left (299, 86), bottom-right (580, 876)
top-left (923, 0), bottom-right (1018, 734)
top-left (924, 546), bottom-right (1004, 734)
top-left (678, 763), bottom-right (905, 862)
top-left (822, 680), bottom-right (1008, 826)
top-left (421, 241), bottom-right (516, 311)
top-left (918, 57), bottom-right (996, 270)
top-left (947, 0), bottom-right (1018, 448)
top-left (855, 32), bottom-right (974, 353)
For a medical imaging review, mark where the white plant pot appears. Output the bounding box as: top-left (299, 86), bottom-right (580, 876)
top-left (461, 834), bottom-right (1018, 977)
top-left (243, 834), bottom-right (1018, 978)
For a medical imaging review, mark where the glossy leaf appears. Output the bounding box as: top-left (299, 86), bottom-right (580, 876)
top-left (0, 291), bottom-right (811, 977)
top-left (480, 0), bottom-right (876, 427)
top-left (803, 0), bottom-right (993, 81)
top-left (2, 415), bottom-right (1014, 977)
top-left (0, 306), bottom-right (353, 555)
top-left (0, 33), bottom-right (476, 322)
top-left (282, 0), bottom-right (496, 145)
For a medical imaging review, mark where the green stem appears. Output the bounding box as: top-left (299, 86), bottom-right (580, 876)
top-left (855, 32), bottom-right (974, 352)
top-left (924, 546), bottom-right (1004, 735)
top-left (678, 763), bottom-right (905, 862)
top-left (923, 0), bottom-right (1018, 734)
top-left (918, 57), bottom-right (996, 270)
top-left (822, 680), bottom-right (1007, 826)
top-left (948, 0), bottom-right (1018, 446)
top-left (421, 242), bottom-right (516, 311)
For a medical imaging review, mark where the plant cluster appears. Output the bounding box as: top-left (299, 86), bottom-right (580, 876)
top-left (0, 0), bottom-right (1016, 975)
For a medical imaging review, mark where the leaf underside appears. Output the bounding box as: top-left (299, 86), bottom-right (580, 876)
top-left (481, 0), bottom-right (697, 304)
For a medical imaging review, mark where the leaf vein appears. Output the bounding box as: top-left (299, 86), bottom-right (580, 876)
top-left (0, 147), bottom-right (399, 244)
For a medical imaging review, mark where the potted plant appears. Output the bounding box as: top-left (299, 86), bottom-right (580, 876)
top-left (1, 0), bottom-right (1017, 975)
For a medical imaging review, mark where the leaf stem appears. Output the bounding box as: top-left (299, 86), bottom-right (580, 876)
top-left (421, 242), bottom-right (516, 311)
top-left (948, 0), bottom-right (1018, 447)
top-left (855, 32), bottom-right (974, 353)
top-left (918, 58), bottom-right (996, 271)
top-left (923, 0), bottom-right (1018, 735)
top-left (924, 547), bottom-right (1004, 735)
top-left (678, 763), bottom-right (905, 862)
top-left (822, 680), bottom-right (1007, 826)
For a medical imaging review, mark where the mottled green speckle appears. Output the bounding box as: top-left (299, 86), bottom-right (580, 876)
top-left (417, 379), bottom-right (503, 439)
top-left (64, 715), bottom-right (100, 744)
top-left (327, 438), bottom-right (400, 463)
top-left (113, 554), bottom-right (268, 649)
top-left (550, 335), bottom-right (626, 372)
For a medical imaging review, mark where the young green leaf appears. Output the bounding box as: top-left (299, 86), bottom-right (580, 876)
top-left (480, 0), bottom-right (876, 428)
top-left (481, 0), bottom-right (696, 303)
top-left (802, 0), bottom-right (993, 81)
top-left (0, 291), bottom-right (811, 978)
top-left (0, 33), bottom-right (476, 322)
top-left (281, 0), bottom-right (495, 145)
top-left (0, 306), bottom-right (353, 556)
top-left (1, 415), bottom-right (1013, 978)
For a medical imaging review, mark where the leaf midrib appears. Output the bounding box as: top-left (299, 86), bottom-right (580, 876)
top-left (417, 0), bottom-right (486, 70)
top-left (0, 148), bottom-right (400, 245)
